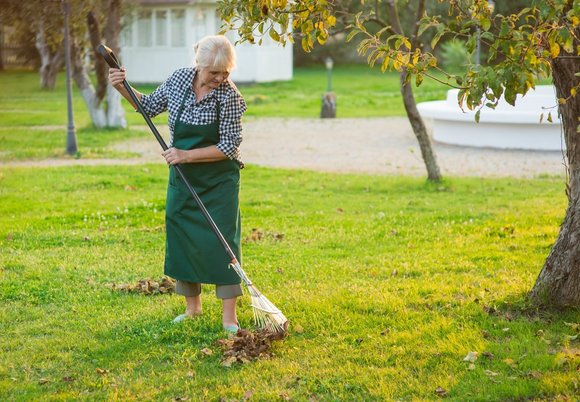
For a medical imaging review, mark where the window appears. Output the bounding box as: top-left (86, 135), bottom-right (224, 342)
top-left (171, 9), bottom-right (185, 47)
top-left (121, 20), bottom-right (133, 47)
top-left (155, 10), bottom-right (167, 46)
top-left (137, 10), bottom-right (152, 47)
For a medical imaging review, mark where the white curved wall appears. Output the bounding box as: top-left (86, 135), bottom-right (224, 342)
top-left (417, 86), bottom-right (564, 151)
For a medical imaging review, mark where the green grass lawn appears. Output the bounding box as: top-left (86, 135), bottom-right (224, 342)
top-left (1, 164), bottom-right (578, 401)
top-left (0, 67), bottom-right (578, 400)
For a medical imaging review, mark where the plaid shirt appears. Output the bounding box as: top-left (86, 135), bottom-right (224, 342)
top-left (140, 67), bottom-right (247, 165)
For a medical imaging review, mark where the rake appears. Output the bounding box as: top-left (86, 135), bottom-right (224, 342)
top-left (97, 44), bottom-right (288, 333)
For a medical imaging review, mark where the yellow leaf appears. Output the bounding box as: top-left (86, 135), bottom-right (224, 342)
top-left (416, 74), bottom-right (423, 87)
top-left (327, 15), bottom-right (337, 26)
top-left (550, 43), bottom-right (560, 59)
top-left (571, 88), bottom-right (577, 97)
top-left (572, 16), bottom-right (580, 27)
top-left (393, 59), bottom-right (402, 71)
top-left (503, 358), bottom-right (516, 366)
top-left (269, 29), bottom-right (280, 42)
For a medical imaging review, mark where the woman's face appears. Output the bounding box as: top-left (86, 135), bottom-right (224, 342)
top-left (197, 67), bottom-right (230, 89)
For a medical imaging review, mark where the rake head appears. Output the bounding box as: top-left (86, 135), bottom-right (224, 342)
top-left (247, 284), bottom-right (288, 334)
top-left (229, 261), bottom-right (288, 334)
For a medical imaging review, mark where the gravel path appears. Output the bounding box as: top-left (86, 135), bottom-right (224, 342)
top-left (1, 117), bottom-right (567, 178)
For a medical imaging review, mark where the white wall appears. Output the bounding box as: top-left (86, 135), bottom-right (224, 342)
top-left (120, 5), bottom-right (292, 84)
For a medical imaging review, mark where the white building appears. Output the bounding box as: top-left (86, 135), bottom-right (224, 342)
top-left (120, 0), bottom-right (293, 84)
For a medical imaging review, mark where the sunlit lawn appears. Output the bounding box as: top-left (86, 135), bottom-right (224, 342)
top-left (1, 164), bottom-right (578, 400)
top-left (0, 67), bottom-right (578, 401)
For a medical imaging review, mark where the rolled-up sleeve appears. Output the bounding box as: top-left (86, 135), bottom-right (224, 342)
top-left (140, 79), bottom-right (169, 118)
top-left (216, 91), bottom-right (247, 160)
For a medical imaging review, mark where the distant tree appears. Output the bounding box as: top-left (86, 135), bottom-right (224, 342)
top-left (1, 1), bottom-right (64, 89)
top-left (0, 0), bottom-right (127, 127)
top-left (219, 0), bottom-right (580, 306)
top-left (68, 0), bottom-right (127, 128)
top-left (220, 0), bottom-right (443, 181)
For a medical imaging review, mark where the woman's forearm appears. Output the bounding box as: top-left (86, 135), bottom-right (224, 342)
top-left (185, 146), bottom-right (228, 163)
top-left (114, 83), bottom-right (141, 110)
top-left (162, 145), bottom-right (228, 165)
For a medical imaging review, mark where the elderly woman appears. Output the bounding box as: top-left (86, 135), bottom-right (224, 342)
top-left (108, 35), bottom-right (246, 333)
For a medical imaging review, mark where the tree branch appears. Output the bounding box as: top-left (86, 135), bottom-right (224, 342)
top-left (411, 0), bottom-right (426, 50)
top-left (385, 0), bottom-right (405, 37)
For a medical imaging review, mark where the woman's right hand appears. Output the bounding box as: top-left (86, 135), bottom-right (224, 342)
top-left (108, 67), bottom-right (126, 88)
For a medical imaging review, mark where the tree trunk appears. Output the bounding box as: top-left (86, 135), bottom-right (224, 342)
top-left (0, 16), bottom-right (5, 71)
top-left (385, 0), bottom-right (442, 182)
top-left (103, 0), bottom-right (126, 128)
top-left (70, 37), bottom-right (107, 128)
top-left (87, 11), bottom-right (107, 104)
top-left (530, 55), bottom-right (580, 306)
top-left (399, 68), bottom-right (442, 181)
top-left (35, 19), bottom-right (63, 90)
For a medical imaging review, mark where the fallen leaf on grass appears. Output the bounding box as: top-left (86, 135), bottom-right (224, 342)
top-left (463, 351), bottom-right (478, 363)
top-left (482, 351), bottom-right (495, 359)
top-left (242, 390), bottom-right (254, 401)
top-left (173, 397), bottom-right (189, 401)
top-left (244, 228), bottom-right (284, 243)
top-left (435, 386), bottom-right (447, 397)
top-left (200, 348), bottom-right (213, 356)
top-left (218, 328), bottom-right (287, 366)
top-left (293, 324), bottom-right (304, 334)
top-left (484, 370), bottom-right (500, 377)
top-left (95, 368), bottom-right (109, 375)
top-left (503, 358), bottom-right (516, 367)
top-left (525, 370), bottom-right (542, 379)
top-left (221, 356), bottom-right (237, 367)
top-left (38, 378), bottom-right (49, 385)
top-left (107, 277), bottom-right (175, 295)
top-left (62, 376), bottom-right (75, 382)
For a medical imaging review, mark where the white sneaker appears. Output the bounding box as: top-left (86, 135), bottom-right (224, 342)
top-left (172, 313), bottom-right (190, 324)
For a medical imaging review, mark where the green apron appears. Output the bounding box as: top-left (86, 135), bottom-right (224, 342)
top-left (164, 88), bottom-right (241, 285)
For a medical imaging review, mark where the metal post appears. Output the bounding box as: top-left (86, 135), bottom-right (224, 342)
top-left (62, 0), bottom-right (78, 155)
top-left (320, 57), bottom-right (336, 118)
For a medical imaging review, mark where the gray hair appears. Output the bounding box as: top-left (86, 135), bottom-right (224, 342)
top-left (194, 35), bottom-right (236, 72)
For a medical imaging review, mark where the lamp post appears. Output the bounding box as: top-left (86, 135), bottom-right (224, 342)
top-left (325, 56), bottom-right (333, 91)
top-left (475, 0), bottom-right (495, 66)
top-left (62, 0), bottom-right (78, 155)
top-left (320, 56), bottom-right (336, 118)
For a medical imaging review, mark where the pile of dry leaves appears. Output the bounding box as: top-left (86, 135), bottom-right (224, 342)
top-left (244, 228), bottom-right (284, 243)
top-left (107, 277), bottom-right (176, 295)
top-left (217, 328), bottom-right (287, 366)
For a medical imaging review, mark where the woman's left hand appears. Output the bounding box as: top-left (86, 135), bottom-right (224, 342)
top-left (162, 147), bottom-right (189, 165)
